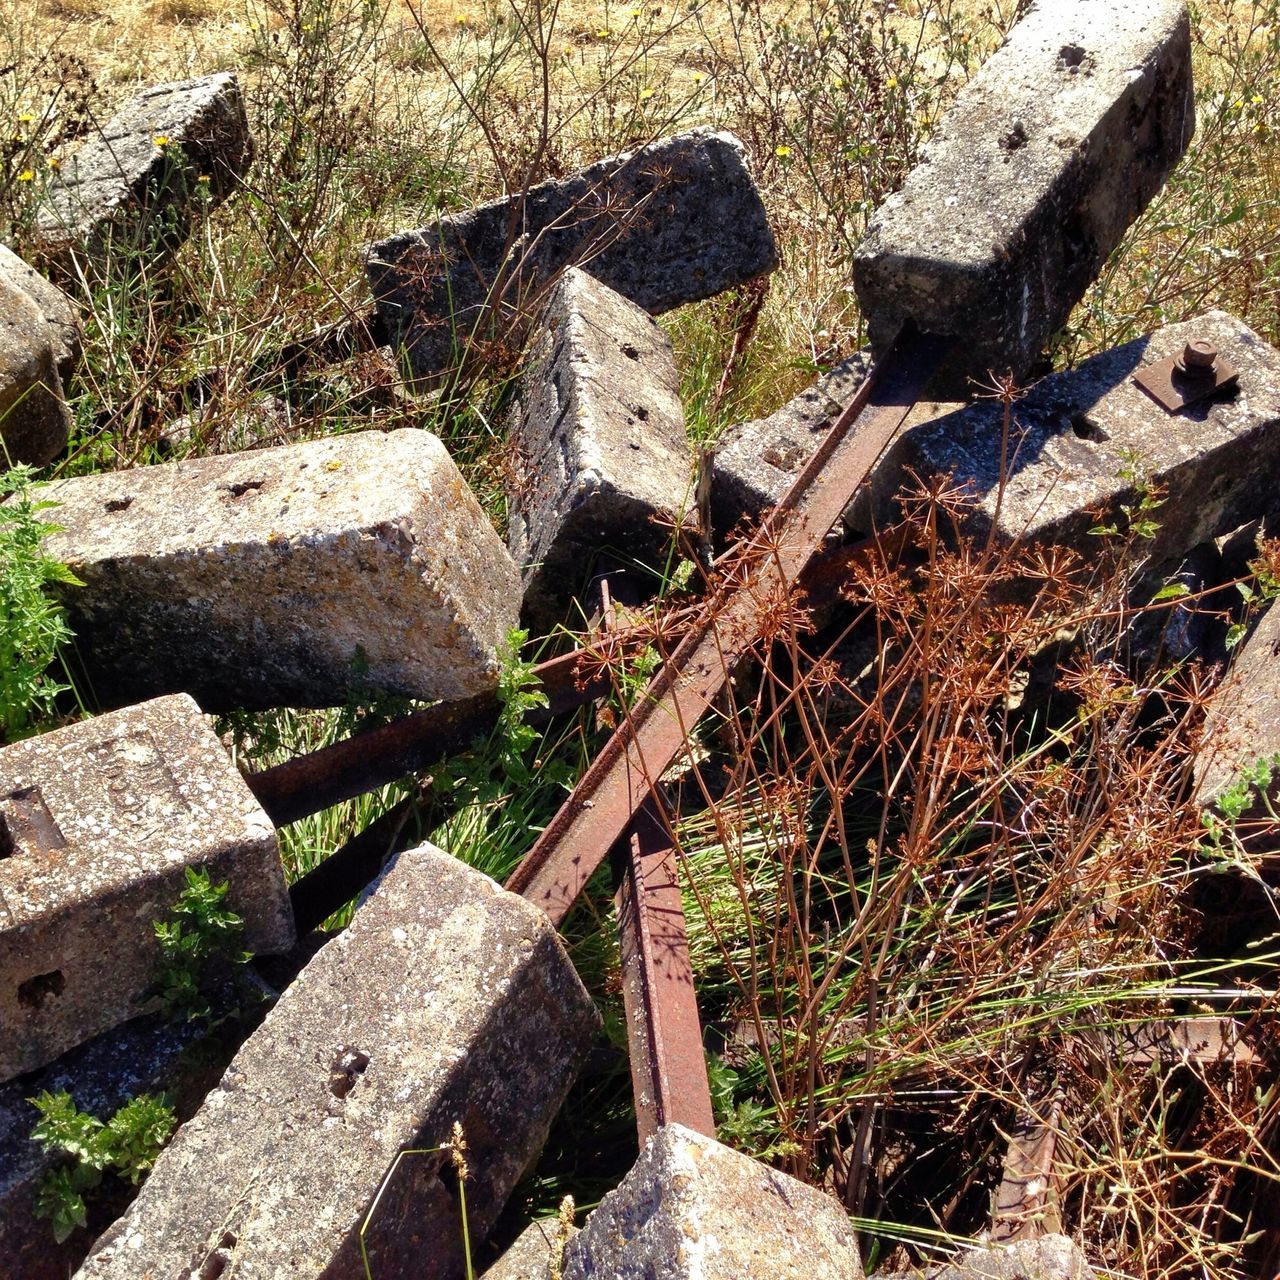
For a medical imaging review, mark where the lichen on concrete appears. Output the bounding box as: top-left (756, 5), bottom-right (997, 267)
top-left (853, 0), bottom-right (1193, 379)
top-left (507, 267), bottom-right (693, 628)
top-left (562, 1123), bottom-right (862, 1279)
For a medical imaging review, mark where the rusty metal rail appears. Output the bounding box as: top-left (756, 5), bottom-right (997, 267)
top-left (507, 324), bottom-right (952, 925)
top-left (245, 647), bottom-right (612, 827)
top-left (613, 798), bottom-right (716, 1142)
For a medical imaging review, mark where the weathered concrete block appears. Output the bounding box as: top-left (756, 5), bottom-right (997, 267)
top-left (482, 1220), bottom-right (576, 1280)
top-left (562, 1124), bottom-right (861, 1280)
top-left (876, 1236), bottom-right (1095, 1280)
top-left (508, 267), bottom-right (692, 628)
top-left (367, 128), bottom-right (777, 383)
top-left (0, 244), bottom-right (82, 391)
top-left (0, 694), bottom-right (293, 1082)
top-left (856, 311), bottom-right (1280, 571)
top-left (41, 428), bottom-right (521, 710)
top-left (710, 351), bottom-right (870, 541)
top-left (0, 272), bottom-right (73, 466)
top-left (78, 843), bottom-right (600, 1280)
top-left (1195, 601), bottom-right (1280, 812)
top-left (33, 73), bottom-right (253, 269)
top-left (853, 0), bottom-right (1193, 378)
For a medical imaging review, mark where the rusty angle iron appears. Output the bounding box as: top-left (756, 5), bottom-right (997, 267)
top-left (505, 324), bottom-right (953, 925)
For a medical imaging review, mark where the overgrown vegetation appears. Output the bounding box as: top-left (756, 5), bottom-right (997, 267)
top-left (0, 465), bottom-right (80, 743)
top-left (3, 0), bottom-right (1280, 1275)
top-left (28, 1090), bottom-right (176, 1244)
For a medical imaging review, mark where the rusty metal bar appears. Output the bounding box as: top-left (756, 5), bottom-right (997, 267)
top-left (507, 325), bottom-right (951, 925)
top-left (245, 648), bottom-right (611, 827)
top-left (992, 1090), bottom-right (1064, 1242)
top-left (613, 799), bottom-right (716, 1143)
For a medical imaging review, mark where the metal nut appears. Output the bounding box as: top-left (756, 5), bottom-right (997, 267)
top-left (1178, 339), bottom-right (1218, 376)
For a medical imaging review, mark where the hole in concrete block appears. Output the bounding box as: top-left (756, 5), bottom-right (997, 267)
top-left (0, 786), bottom-right (67, 858)
top-left (104, 496), bottom-right (134, 513)
top-left (1000, 121), bottom-right (1028, 152)
top-left (18, 969), bottom-right (65, 1009)
top-left (1058, 43), bottom-right (1086, 68)
top-left (329, 1045), bottom-right (371, 1098)
top-left (620, 343), bottom-right (640, 360)
top-left (633, 404), bottom-right (649, 421)
top-left (1070, 413), bottom-right (1109, 443)
top-left (224, 480), bottom-right (265, 500)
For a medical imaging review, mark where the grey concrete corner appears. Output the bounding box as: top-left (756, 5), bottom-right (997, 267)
top-left (1195, 600), bottom-right (1280, 813)
top-left (853, 0), bottom-right (1193, 381)
top-left (855, 311), bottom-right (1280, 573)
top-left (77, 843), bottom-right (601, 1280)
top-left (562, 1123), bottom-right (862, 1279)
top-left (710, 350), bottom-right (871, 542)
top-left (366, 128), bottom-right (777, 384)
top-left (0, 271), bottom-right (73, 467)
top-left (33, 72), bottom-right (254, 271)
top-left (508, 267), bottom-right (693, 629)
top-left (0, 693), bottom-right (293, 1082)
top-left (876, 1236), bottom-right (1095, 1280)
top-left (482, 1219), bottom-right (576, 1280)
top-left (40, 427), bottom-right (521, 710)
top-left (0, 244), bottom-right (82, 391)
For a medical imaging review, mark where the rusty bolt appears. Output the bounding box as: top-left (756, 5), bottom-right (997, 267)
top-left (1178, 339), bottom-right (1218, 377)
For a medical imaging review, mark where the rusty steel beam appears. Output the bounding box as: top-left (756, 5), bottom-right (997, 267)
top-left (507, 324), bottom-right (952, 925)
top-left (992, 1091), bottom-right (1064, 1242)
top-left (613, 799), bottom-right (716, 1144)
top-left (245, 647), bottom-right (611, 827)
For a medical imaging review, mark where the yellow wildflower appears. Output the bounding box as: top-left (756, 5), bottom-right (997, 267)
top-left (775, 144), bottom-right (791, 157)
top-left (17, 169), bottom-right (34, 181)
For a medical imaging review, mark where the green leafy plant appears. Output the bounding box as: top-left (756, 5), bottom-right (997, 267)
top-left (0, 465), bottom-right (81, 743)
top-left (153, 867), bottom-right (252, 1021)
top-left (28, 1090), bottom-right (175, 1243)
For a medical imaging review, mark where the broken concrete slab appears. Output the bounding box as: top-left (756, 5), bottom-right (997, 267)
top-left (1195, 601), bottom-right (1280, 813)
top-left (0, 272), bottom-right (73, 467)
top-left (561, 1123), bottom-right (862, 1279)
top-left (875, 1236), bottom-right (1095, 1280)
top-left (710, 351), bottom-right (870, 542)
top-left (367, 128), bottom-right (777, 383)
top-left (854, 311), bottom-right (1280, 572)
top-left (508, 267), bottom-right (693, 628)
top-left (33, 73), bottom-right (253, 270)
top-left (0, 244), bottom-right (82, 392)
top-left (40, 427), bottom-right (521, 710)
top-left (78, 843), bottom-right (600, 1280)
top-left (0, 694), bottom-right (293, 1082)
top-left (853, 0), bottom-right (1193, 380)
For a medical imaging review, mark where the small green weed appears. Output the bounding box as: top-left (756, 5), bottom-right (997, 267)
top-left (28, 1090), bottom-right (176, 1244)
top-left (152, 867), bottom-right (251, 1022)
top-left (0, 464), bottom-right (82, 743)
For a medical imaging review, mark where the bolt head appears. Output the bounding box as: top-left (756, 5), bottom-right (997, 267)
top-left (1179, 339), bottom-right (1218, 375)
